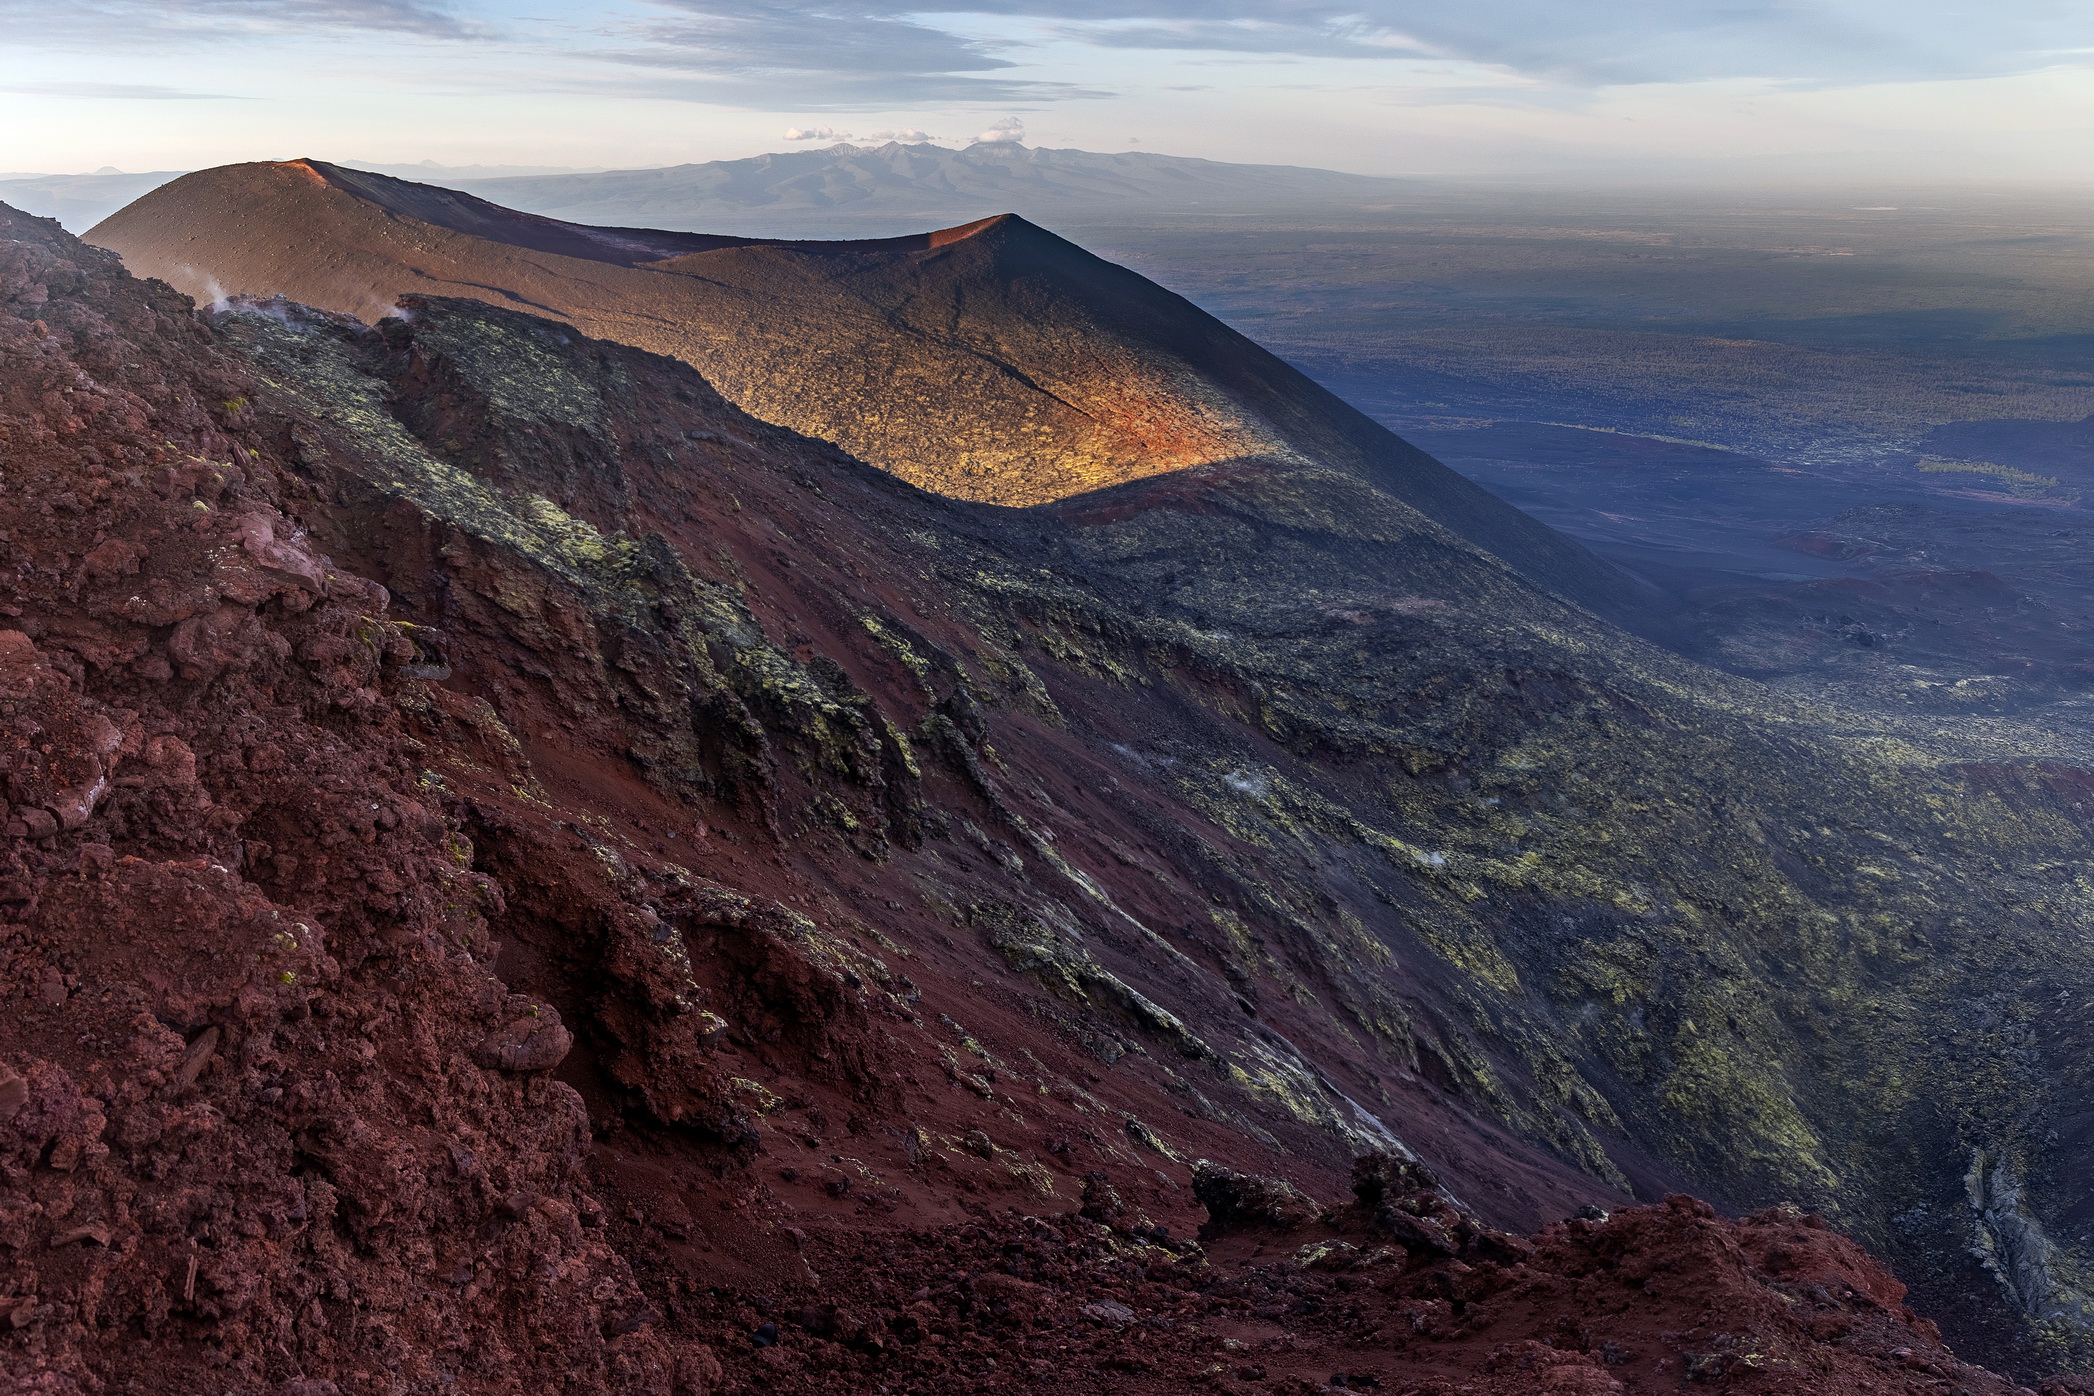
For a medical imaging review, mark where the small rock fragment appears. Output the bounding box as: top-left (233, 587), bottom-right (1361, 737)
top-left (612, 1307), bottom-right (660, 1336)
top-left (1082, 1299), bottom-right (1136, 1325)
top-left (175, 1026), bottom-right (221, 1089)
top-left (1080, 1170), bottom-right (1125, 1225)
top-left (473, 1009), bottom-right (573, 1072)
top-left (1191, 1158), bottom-right (1318, 1237)
top-left (83, 538), bottom-right (146, 579)
top-left (1379, 1209), bottom-right (1458, 1257)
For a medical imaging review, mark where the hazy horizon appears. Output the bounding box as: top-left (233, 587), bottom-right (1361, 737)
top-left (5, 1), bottom-right (2094, 187)
top-left (15, 148), bottom-right (2094, 196)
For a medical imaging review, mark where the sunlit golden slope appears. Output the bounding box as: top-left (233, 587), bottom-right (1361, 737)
top-left (88, 159), bottom-right (1647, 617)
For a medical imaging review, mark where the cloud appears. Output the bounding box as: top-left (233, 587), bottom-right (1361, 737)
top-left (972, 116), bottom-right (1024, 144)
top-left (608, 0), bottom-right (2094, 96)
top-left (9, 0), bottom-right (2082, 121)
top-left (0, 81), bottom-right (249, 99)
top-left (983, 1), bottom-right (2094, 88)
top-left (0, 0), bottom-right (477, 45)
top-left (593, 1), bottom-right (1107, 108)
top-left (607, 1), bottom-right (2094, 109)
top-left (782, 124), bottom-right (938, 143)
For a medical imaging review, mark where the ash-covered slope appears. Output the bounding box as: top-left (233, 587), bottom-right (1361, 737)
top-left (85, 159), bottom-right (1647, 622)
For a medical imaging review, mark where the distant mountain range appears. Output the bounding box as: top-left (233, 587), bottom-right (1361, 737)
top-left (448, 142), bottom-right (1411, 235)
top-left (6, 144), bottom-right (1408, 234)
top-left (0, 168), bottom-right (187, 231)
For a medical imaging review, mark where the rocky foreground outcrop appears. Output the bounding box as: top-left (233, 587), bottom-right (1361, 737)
top-left (0, 212), bottom-right (695, 1391)
top-left (686, 1158), bottom-right (2039, 1396)
top-left (4, 199), bottom-right (2094, 1392)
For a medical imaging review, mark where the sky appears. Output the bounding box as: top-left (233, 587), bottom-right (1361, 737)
top-left (3, 0), bottom-right (2094, 181)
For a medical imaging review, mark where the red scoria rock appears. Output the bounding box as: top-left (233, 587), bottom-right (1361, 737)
top-left (0, 207), bottom-right (700, 1393)
top-left (632, 1179), bottom-right (2035, 1395)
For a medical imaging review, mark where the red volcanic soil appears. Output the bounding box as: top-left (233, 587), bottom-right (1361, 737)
top-left (0, 203), bottom-right (2078, 1396)
top-left (672, 1178), bottom-right (2035, 1396)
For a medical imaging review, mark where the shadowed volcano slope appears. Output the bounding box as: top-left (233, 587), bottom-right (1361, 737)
top-left (86, 159), bottom-right (1648, 621)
